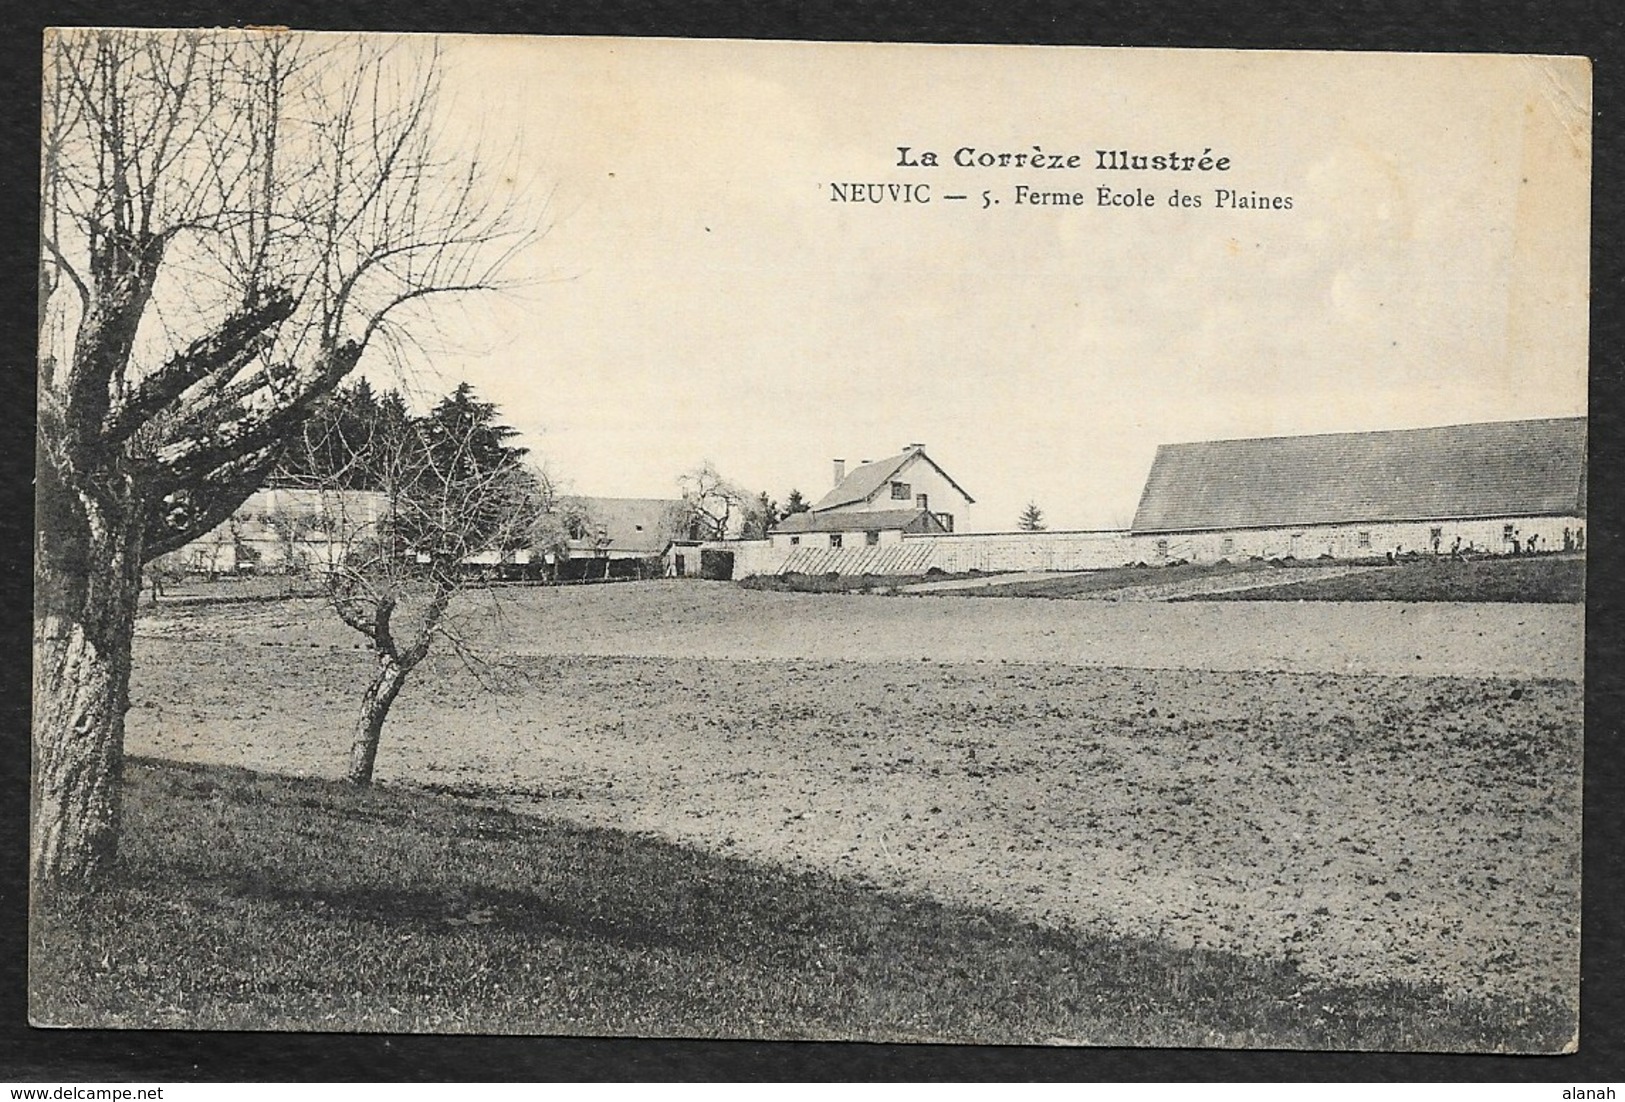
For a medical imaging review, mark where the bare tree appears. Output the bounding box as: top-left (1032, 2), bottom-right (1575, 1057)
top-left (34, 30), bottom-right (529, 893)
top-left (322, 394), bottom-right (541, 786)
top-left (517, 466), bottom-right (572, 581)
top-left (674, 461), bottom-right (752, 540)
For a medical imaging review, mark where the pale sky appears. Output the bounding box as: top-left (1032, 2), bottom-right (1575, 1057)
top-left (379, 38), bottom-right (1590, 531)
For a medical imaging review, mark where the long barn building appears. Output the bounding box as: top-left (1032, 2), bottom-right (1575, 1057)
top-left (1129, 416), bottom-right (1587, 562)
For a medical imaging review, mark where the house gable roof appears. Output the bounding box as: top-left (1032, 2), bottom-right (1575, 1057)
top-left (773, 508), bottom-right (946, 535)
top-left (810, 448), bottom-right (975, 512)
top-left (1130, 417), bottom-right (1587, 535)
top-left (561, 496), bottom-right (683, 553)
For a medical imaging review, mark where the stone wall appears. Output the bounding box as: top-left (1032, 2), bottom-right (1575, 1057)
top-left (1135, 516), bottom-right (1587, 563)
top-left (715, 515), bottom-right (1586, 579)
top-left (903, 530), bottom-right (1132, 573)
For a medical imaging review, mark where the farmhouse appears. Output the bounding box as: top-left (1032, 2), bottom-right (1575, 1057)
top-left (780, 444), bottom-right (973, 540)
top-left (1129, 416), bottom-right (1587, 562)
top-left (757, 445), bottom-right (975, 573)
top-left (165, 487), bottom-right (389, 575)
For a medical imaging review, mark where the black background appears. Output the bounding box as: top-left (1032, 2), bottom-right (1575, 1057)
top-left (1, 0), bottom-right (1620, 1083)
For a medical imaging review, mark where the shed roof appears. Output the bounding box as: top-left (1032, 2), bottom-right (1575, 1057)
top-left (1130, 417), bottom-right (1586, 534)
top-left (811, 448), bottom-right (975, 512)
top-left (774, 508), bottom-right (946, 535)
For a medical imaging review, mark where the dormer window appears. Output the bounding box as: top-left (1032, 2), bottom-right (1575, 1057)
top-left (890, 481), bottom-right (911, 500)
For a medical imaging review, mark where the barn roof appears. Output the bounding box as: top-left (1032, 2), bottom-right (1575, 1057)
top-left (561, 496), bottom-right (682, 553)
top-left (1130, 417), bottom-right (1587, 534)
top-left (811, 447), bottom-right (975, 512)
top-left (773, 508), bottom-right (946, 535)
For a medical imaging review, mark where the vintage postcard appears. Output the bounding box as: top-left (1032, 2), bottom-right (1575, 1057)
top-left (31, 32), bottom-right (1588, 1052)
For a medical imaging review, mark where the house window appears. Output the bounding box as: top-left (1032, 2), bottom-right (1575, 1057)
top-left (1220, 537), bottom-right (1234, 555)
top-left (939, 514), bottom-right (953, 533)
top-left (1503, 523), bottom-right (1516, 542)
top-left (865, 530), bottom-right (880, 546)
top-left (829, 533), bottom-right (843, 549)
top-left (916, 493), bottom-right (929, 512)
top-left (1157, 538), bottom-right (1169, 557)
top-left (891, 481), bottom-right (911, 500)
top-left (789, 536), bottom-right (800, 546)
top-left (1357, 531), bottom-right (1371, 548)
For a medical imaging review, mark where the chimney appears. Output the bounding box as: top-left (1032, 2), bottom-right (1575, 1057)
top-left (832, 459), bottom-right (846, 486)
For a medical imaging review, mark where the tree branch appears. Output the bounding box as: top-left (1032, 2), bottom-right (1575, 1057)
top-left (104, 288), bottom-right (296, 443)
top-left (147, 339), bottom-right (363, 493)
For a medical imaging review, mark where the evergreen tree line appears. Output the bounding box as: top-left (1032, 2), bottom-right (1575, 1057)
top-left (274, 379), bottom-right (525, 490)
top-left (273, 379), bottom-right (538, 557)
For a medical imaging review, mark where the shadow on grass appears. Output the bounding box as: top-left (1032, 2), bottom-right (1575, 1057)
top-left (30, 757), bottom-right (1574, 1051)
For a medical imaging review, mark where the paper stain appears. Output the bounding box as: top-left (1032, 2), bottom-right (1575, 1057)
top-left (1520, 56), bottom-right (1592, 161)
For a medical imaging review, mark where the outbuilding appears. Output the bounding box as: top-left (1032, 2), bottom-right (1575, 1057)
top-left (1129, 416), bottom-right (1587, 562)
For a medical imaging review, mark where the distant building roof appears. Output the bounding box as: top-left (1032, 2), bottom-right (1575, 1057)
top-left (774, 508), bottom-right (947, 535)
top-left (561, 496), bottom-right (682, 554)
top-left (811, 446), bottom-right (974, 512)
top-left (1130, 417), bottom-right (1586, 534)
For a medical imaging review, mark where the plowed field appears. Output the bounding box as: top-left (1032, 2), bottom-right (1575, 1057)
top-left (127, 583), bottom-right (1583, 1011)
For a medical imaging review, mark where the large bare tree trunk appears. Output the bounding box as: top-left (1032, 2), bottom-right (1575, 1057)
top-left (347, 654), bottom-right (411, 786)
top-left (32, 479), bottom-right (144, 895)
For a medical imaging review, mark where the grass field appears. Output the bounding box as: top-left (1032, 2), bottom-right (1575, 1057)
top-left (944, 555), bottom-right (1583, 603)
top-left (29, 756), bottom-right (1574, 1049)
top-left (737, 570), bottom-right (996, 595)
top-left (1185, 555), bottom-right (1585, 604)
top-left (33, 583), bottom-right (1585, 1049)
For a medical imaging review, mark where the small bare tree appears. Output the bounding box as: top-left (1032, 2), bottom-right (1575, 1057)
top-left (34, 30), bottom-right (530, 892)
top-left (675, 461), bottom-right (751, 540)
top-left (323, 389), bottom-right (540, 786)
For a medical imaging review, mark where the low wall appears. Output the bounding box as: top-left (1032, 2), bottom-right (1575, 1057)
top-left (716, 530), bottom-right (1132, 577)
top-left (727, 539), bottom-right (795, 578)
top-left (903, 530), bottom-right (1131, 573)
top-left (717, 514), bottom-right (1587, 579)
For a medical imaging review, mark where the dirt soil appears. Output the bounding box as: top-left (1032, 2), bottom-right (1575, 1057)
top-left (127, 583), bottom-right (1582, 1008)
top-left (142, 583), bottom-right (1583, 679)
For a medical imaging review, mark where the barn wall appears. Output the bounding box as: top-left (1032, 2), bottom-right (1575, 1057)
top-left (771, 527), bottom-right (909, 551)
top-left (1133, 515), bottom-right (1587, 563)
